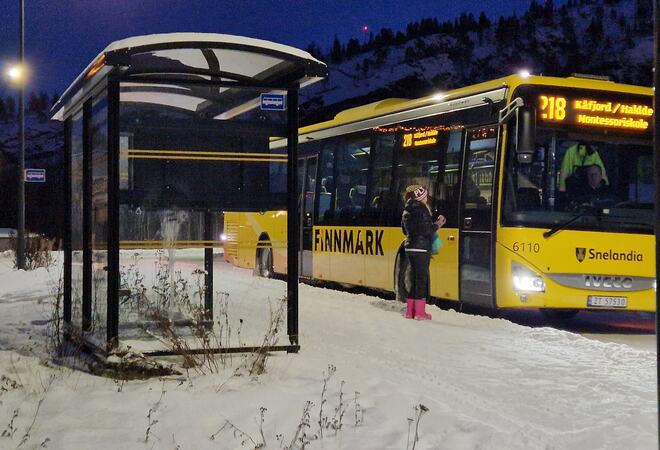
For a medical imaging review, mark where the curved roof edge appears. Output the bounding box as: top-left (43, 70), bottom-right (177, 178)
top-left (103, 33), bottom-right (324, 65)
top-left (51, 33), bottom-right (328, 121)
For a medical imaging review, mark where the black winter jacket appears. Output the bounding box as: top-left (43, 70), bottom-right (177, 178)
top-left (401, 199), bottom-right (438, 252)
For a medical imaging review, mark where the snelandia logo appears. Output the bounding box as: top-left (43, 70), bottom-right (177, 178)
top-left (574, 247), bottom-right (643, 263)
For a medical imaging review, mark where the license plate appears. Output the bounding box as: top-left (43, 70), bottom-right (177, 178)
top-left (587, 296), bottom-right (628, 308)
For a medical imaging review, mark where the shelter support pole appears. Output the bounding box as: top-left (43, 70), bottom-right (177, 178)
top-left (287, 87), bottom-right (300, 349)
top-left (82, 100), bottom-right (92, 332)
top-left (63, 118), bottom-right (72, 326)
top-left (204, 210), bottom-right (214, 319)
top-left (106, 76), bottom-right (120, 349)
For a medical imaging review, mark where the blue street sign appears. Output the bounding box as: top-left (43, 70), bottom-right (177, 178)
top-left (25, 169), bottom-right (46, 183)
top-left (260, 93), bottom-right (286, 111)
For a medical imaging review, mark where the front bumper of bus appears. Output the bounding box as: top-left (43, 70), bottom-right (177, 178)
top-left (497, 253), bottom-right (656, 312)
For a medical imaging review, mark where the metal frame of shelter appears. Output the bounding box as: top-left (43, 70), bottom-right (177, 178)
top-left (51, 33), bottom-right (327, 355)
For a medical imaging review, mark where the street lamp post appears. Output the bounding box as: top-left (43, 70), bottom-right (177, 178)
top-left (653, 0), bottom-right (660, 422)
top-left (16, 0), bottom-right (25, 270)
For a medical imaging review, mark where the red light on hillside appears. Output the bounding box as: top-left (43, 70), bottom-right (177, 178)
top-left (362, 25), bottom-right (369, 32)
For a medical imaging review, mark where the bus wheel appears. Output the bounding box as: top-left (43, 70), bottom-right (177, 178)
top-left (256, 246), bottom-right (273, 278)
top-left (540, 309), bottom-right (579, 320)
top-left (394, 252), bottom-right (410, 303)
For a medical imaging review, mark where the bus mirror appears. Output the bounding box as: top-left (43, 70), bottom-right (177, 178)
top-left (516, 106), bottom-right (536, 160)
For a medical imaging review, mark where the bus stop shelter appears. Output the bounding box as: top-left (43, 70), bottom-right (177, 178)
top-left (51, 33), bottom-right (327, 354)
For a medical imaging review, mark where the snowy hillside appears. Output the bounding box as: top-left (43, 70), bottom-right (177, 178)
top-left (0, 253), bottom-right (656, 449)
top-left (300, 0), bottom-right (654, 122)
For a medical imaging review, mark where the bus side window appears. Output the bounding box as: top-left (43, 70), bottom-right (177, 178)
top-left (367, 131), bottom-right (396, 225)
top-left (317, 140), bottom-right (336, 224)
top-left (392, 125), bottom-right (441, 220)
top-left (334, 133), bottom-right (370, 224)
top-left (435, 129), bottom-right (463, 228)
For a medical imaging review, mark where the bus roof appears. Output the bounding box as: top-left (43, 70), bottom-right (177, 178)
top-left (300, 74), bottom-right (652, 135)
top-left (51, 33), bottom-right (328, 121)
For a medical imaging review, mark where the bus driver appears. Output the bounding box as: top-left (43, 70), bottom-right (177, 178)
top-left (558, 142), bottom-right (608, 194)
top-left (575, 164), bottom-right (616, 206)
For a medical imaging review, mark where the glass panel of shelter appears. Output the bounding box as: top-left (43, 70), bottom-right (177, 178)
top-left (116, 82), bottom-right (289, 352)
top-left (70, 111), bottom-right (84, 330)
top-left (90, 94), bottom-right (109, 345)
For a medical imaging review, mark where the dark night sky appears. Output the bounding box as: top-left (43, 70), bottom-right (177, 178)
top-left (0, 0), bottom-right (544, 98)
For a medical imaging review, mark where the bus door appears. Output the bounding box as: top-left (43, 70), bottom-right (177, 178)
top-left (459, 127), bottom-right (498, 306)
top-left (299, 156), bottom-right (318, 277)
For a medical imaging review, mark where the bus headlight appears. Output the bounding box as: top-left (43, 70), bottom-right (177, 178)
top-left (512, 262), bottom-right (545, 293)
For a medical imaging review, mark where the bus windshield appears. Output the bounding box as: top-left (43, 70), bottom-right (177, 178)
top-left (502, 128), bottom-right (654, 234)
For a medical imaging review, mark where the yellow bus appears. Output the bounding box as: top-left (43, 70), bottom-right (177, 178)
top-left (224, 74), bottom-right (656, 318)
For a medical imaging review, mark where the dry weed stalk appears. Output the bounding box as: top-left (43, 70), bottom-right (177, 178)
top-left (285, 401), bottom-right (315, 450)
top-left (1, 409), bottom-right (19, 438)
top-left (328, 380), bottom-right (346, 433)
top-left (0, 375), bottom-right (22, 395)
top-left (216, 367), bottom-right (361, 449)
top-left (247, 296), bottom-right (287, 376)
top-left (313, 365), bottom-right (350, 438)
top-left (317, 364), bottom-right (336, 437)
top-left (145, 381), bottom-right (166, 444)
top-left (406, 403), bottom-right (429, 450)
top-left (209, 419), bottom-right (263, 448)
top-left (148, 314), bottom-right (199, 372)
top-left (16, 398), bottom-right (45, 448)
top-left (258, 407), bottom-right (267, 448)
top-left (118, 252), bottom-right (147, 317)
top-left (9, 233), bottom-right (55, 270)
top-left (47, 265), bottom-right (64, 355)
top-left (354, 391), bottom-right (364, 427)
top-left (16, 374), bottom-right (54, 449)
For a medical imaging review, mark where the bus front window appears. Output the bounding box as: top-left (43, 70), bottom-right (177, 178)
top-left (503, 129), bottom-right (654, 234)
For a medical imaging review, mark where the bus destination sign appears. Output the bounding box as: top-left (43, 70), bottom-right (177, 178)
top-left (402, 128), bottom-right (439, 148)
top-left (537, 94), bottom-right (653, 132)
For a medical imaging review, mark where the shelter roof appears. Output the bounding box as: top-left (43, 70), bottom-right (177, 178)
top-left (52, 33), bottom-right (327, 120)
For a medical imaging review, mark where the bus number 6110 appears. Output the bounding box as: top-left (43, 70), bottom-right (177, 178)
top-left (512, 242), bottom-right (540, 253)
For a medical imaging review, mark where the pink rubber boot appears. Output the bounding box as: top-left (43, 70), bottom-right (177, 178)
top-left (414, 299), bottom-right (432, 320)
top-left (404, 299), bottom-right (415, 319)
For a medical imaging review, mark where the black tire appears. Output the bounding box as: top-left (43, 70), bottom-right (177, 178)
top-left (540, 309), bottom-right (579, 320)
top-left (394, 251), bottom-right (410, 303)
top-left (256, 246), bottom-right (273, 278)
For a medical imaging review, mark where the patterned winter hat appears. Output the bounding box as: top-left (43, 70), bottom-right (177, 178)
top-left (406, 185), bottom-right (428, 202)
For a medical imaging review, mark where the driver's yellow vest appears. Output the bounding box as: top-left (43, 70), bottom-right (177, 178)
top-left (558, 144), bottom-right (608, 191)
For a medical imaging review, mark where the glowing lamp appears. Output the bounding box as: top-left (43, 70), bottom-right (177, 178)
top-left (7, 64), bottom-right (25, 83)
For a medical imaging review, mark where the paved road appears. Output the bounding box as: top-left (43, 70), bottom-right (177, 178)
top-left (498, 309), bottom-right (656, 352)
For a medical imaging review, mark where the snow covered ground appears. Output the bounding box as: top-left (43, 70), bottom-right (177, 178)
top-left (0, 252), bottom-right (656, 449)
